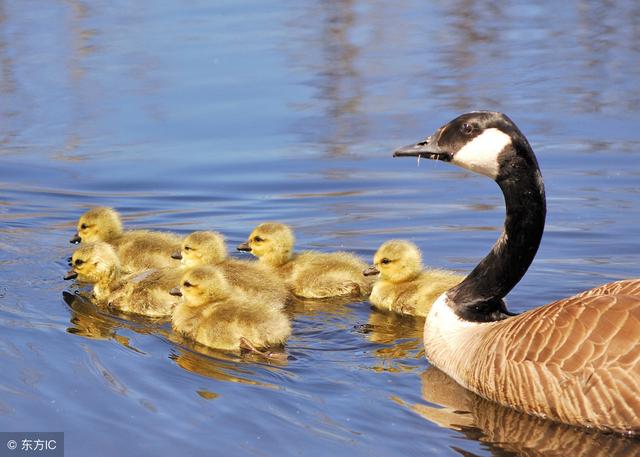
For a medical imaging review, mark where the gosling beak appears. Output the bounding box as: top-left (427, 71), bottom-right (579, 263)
top-left (171, 251), bottom-right (183, 260)
top-left (393, 135), bottom-right (452, 161)
top-left (64, 269), bottom-right (78, 280)
top-left (236, 242), bottom-right (252, 252)
top-left (363, 265), bottom-right (380, 277)
top-left (70, 233), bottom-right (81, 244)
top-left (169, 287), bottom-right (182, 297)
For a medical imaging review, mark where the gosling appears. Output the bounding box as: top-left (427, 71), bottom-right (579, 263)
top-left (170, 265), bottom-right (291, 352)
top-left (65, 242), bottom-right (182, 318)
top-left (237, 222), bottom-right (372, 299)
top-left (363, 240), bottom-right (463, 317)
top-left (172, 231), bottom-right (288, 309)
top-left (71, 206), bottom-right (182, 272)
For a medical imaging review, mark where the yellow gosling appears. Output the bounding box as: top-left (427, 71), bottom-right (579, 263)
top-left (172, 231), bottom-right (289, 310)
top-left (363, 240), bottom-right (463, 317)
top-left (71, 206), bottom-right (182, 272)
top-left (65, 242), bottom-right (182, 318)
top-left (170, 265), bottom-right (291, 352)
top-left (237, 222), bottom-right (372, 299)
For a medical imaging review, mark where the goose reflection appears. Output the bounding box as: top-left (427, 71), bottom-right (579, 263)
top-left (168, 345), bottom-right (287, 399)
top-left (358, 309), bottom-right (424, 372)
top-left (170, 347), bottom-right (277, 380)
top-left (288, 294), bottom-right (363, 317)
top-left (63, 290), bottom-right (162, 353)
top-left (408, 367), bottom-right (640, 457)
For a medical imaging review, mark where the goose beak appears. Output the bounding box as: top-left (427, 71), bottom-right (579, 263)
top-left (64, 269), bottom-right (78, 280)
top-left (169, 287), bottom-right (182, 297)
top-left (70, 233), bottom-right (81, 244)
top-left (171, 251), bottom-right (183, 260)
top-left (236, 242), bottom-right (252, 252)
top-left (363, 265), bottom-right (380, 276)
top-left (393, 136), bottom-right (452, 162)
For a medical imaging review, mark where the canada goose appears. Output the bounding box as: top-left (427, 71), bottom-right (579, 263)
top-left (70, 207), bottom-right (182, 272)
top-left (237, 222), bottom-right (373, 299)
top-left (169, 265), bottom-right (291, 352)
top-left (410, 368), bottom-right (637, 457)
top-left (65, 242), bottom-right (182, 317)
top-left (363, 240), bottom-right (463, 317)
top-left (172, 231), bottom-right (288, 309)
top-left (394, 111), bottom-right (640, 434)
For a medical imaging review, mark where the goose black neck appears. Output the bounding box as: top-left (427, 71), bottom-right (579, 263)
top-left (449, 146), bottom-right (546, 322)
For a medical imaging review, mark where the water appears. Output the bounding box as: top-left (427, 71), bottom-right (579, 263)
top-left (1, 0), bottom-right (640, 455)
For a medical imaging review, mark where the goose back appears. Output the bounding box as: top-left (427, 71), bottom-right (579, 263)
top-left (428, 286), bottom-right (640, 433)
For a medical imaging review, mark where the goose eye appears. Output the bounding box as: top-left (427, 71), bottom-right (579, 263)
top-left (74, 259), bottom-right (85, 266)
top-left (183, 281), bottom-right (193, 288)
top-left (381, 258), bottom-right (391, 265)
top-left (460, 123), bottom-right (473, 135)
top-left (416, 136), bottom-right (431, 146)
top-left (253, 236), bottom-right (264, 242)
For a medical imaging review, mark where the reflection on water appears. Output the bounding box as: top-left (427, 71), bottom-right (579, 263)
top-left (169, 349), bottom-right (280, 389)
top-left (407, 367), bottom-right (640, 457)
top-left (1, 0), bottom-right (640, 456)
top-left (64, 291), bottom-right (161, 353)
top-left (286, 0), bottom-right (365, 155)
top-left (360, 310), bottom-right (424, 372)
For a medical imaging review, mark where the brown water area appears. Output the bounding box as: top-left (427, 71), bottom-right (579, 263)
top-left (1, 1), bottom-right (640, 455)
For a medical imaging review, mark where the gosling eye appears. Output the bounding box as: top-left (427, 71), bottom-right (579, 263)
top-left (183, 281), bottom-right (193, 288)
top-left (253, 236), bottom-right (264, 242)
top-left (184, 246), bottom-right (192, 251)
top-left (74, 259), bottom-right (85, 266)
top-left (80, 224), bottom-right (88, 230)
top-left (381, 258), bottom-right (391, 265)
top-left (460, 123), bottom-right (474, 135)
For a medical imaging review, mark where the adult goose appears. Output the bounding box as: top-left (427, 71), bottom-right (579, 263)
top-left (394, 111), bottom-right (640, 434)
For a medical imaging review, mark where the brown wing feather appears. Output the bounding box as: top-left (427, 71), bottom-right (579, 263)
top-left (415, 368), bottom-right (640, 457)
top-left (468, 281), bottom-right (640, 433)
top-left (574, 278), bottom-right (640, 298)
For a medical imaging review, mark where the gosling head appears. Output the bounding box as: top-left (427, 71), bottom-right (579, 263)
top-left (71, 207), bottom-right (123, 244)
top-left (170, 265), bottom-right (232, 307)
top-left (393, 111), bottom-right (540, 183)
top-left (172, 231), bottom-right (227, 267)
top-left (65, 242), bottom-right (120, 283)
top-left (237, 222), bottom-right (294, 266)
top-left (364, 240), bottom-right (423, 283)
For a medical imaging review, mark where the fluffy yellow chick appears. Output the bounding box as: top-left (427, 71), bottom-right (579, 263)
top-left (65, 242), bottom-right (182, 318)
top-left (71, 206), bottom-right (181, 272)
top-left (237, 222), bottom-right (372, 299)
top-left (170, 265), bottom-right (291, 352)
top-left (172, 231), bottom-right (288, 309)
top-left (363, 240), bottom-right (463, 317)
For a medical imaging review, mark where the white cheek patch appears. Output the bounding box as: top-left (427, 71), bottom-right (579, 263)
top-left (451, 128), bottom-right (511, 179)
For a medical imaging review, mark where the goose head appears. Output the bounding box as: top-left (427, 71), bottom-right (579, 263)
top-left (364, 240), bottom-right (423, 283)
top-left (172, 231), bottom-right (227, 267)
top-left (65, 242), bottom-right (120, 283)
top-left (71, 207), bottom-right (123, 244)
top-left (237, 222), bottom-right (294, 266)
top-left (393, 111), bottom-right (540, 183)
top-left (394, 111), bottom-right (545, 321)
top-left (171, 265), bottom-right (231, 307)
